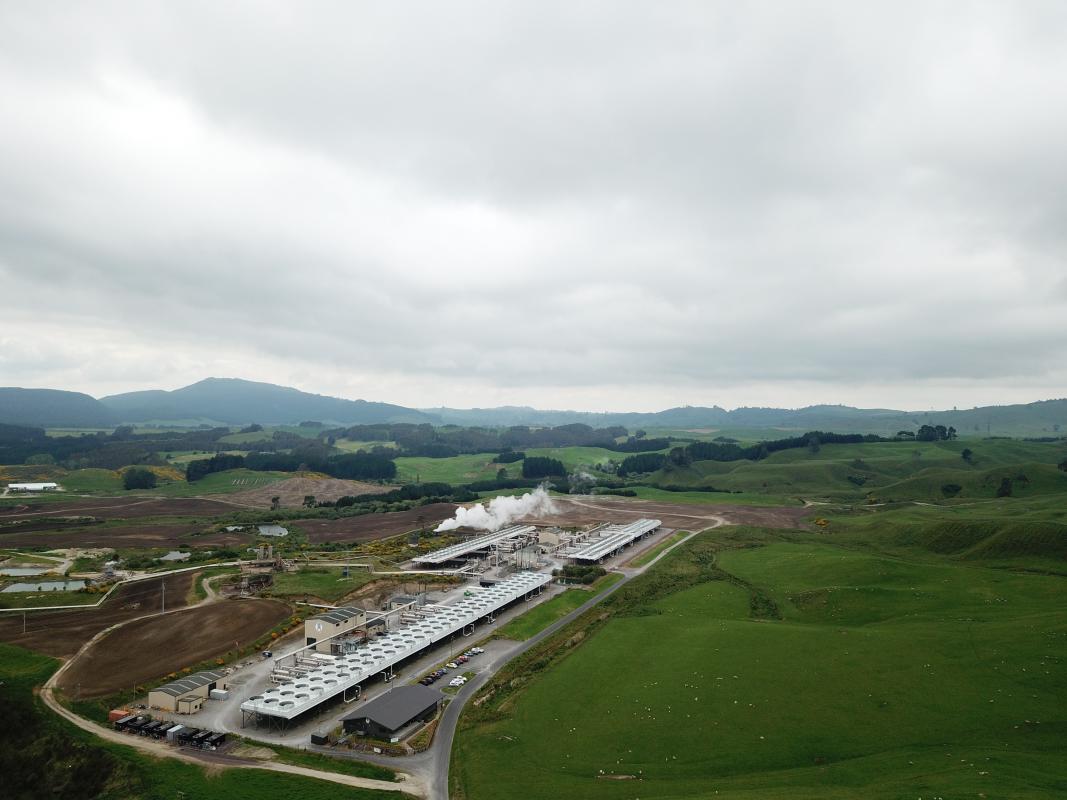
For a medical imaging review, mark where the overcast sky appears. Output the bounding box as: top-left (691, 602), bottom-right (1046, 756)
top-left (1, 2), bottom-right (1065, 413)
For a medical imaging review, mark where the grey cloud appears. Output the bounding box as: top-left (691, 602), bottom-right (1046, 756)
top-left (0, 1), bottom-right (1065, 411)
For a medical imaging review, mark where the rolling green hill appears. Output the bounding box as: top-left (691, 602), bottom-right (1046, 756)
top-left (453, 530), bottom-right (1067, 800)
top-left (643, 438), bottom-right (1067, 502)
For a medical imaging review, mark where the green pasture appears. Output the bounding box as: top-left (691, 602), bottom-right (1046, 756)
top-left (646, 438), bottom-right (1067, 503)
top-left (334, 439), bottom-right (399, 453)
top-left (393, 453), bottom-right (503, 484)
top-left (453, 531), bottom-right (1067, 800)
top-left (152, 468), bottom-right (290, 497)
top-left (496, 573), bottom-right (623, 641)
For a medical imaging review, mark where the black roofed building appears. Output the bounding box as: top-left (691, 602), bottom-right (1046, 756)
top-left (342, 684), bottom-right (444, 742)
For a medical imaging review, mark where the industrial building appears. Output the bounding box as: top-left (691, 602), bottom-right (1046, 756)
top-left (241, 571), bottom-right (550, 725)
top-left (561, 518), bottom-right (662, 562)
top-left (305, 606), bottom-right (367, 652)
top-left (411, 525), bottom-right (537, 566)
top-left (7, 482), bottom-right (59, 492)
top-left (341, 684), bottom-right (443, 741)
top-left (149, 670), bottom-right (229, 713)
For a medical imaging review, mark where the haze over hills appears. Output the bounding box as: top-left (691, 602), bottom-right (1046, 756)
top-left (0, 378), bottom-right (1065, 435)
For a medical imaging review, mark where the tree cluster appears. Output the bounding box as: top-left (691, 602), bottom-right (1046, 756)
top-left (522, 456), bottom-right (566, 479)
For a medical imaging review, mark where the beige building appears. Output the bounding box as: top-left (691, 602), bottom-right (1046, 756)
top-left (304, 606), bottom-right (367, 652)
top-left (148, 670), bottom-right (228, 713)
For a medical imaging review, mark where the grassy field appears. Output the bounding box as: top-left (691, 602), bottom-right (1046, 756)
top-left (0, 643), bottom-right (398, 799)
top-left (334, 439), bottom-right (399, 453)
top-left (241, 738), bottom-right (397, 782)
top-left (393, 453), bottom-right (504, 484)
top-left (265, 566), bottom-right (379, 602)
top-left (452, 528), bottom-right (1067, 799)
top-left (627, 485), bottom-right (801, 506)
top-left (645, 438), bottom-right (1067, 503)
top-left (0, 589), bottom-right (101, 609)
top-left (150, 468), bottom-right (290, 497)
top-left (495, 573), bottom-right (624, 641)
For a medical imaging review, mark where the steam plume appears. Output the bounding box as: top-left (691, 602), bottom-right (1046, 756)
top-left (435, 486), bottom-right (557, 532)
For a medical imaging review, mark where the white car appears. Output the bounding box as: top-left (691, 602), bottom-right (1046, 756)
top-left (449, 676), bottom-right (468, 687)
top-left (445, 661), bottom-right (459, 669)
top-left (470, 647), bottom-right (485, 655)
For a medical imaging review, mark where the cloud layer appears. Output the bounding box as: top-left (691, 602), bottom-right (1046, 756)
top-left (1, 2), bottom-right (1065, 411)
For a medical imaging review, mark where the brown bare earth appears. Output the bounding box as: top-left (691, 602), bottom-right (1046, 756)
top-left (524, 495), bottom-right (810, 530)
top-left (0, 521), bottom-right (249, 549)
top-left (295, 502), bottom-right (457, 544)
top-left (58, 597), bottom-right (291, 698)
top-left (0, 571), bottom-right (198, 658)
top-left (227, 476), bottom-right (398, 509)
top-left (0, 496), bottom-right (242, 521)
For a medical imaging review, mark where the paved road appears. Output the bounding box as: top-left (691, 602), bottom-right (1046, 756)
top-left (373, 518), bottom-right (723, 800)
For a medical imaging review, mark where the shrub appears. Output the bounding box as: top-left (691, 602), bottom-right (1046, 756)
top-left (122, 467), bottom-right (157, 490)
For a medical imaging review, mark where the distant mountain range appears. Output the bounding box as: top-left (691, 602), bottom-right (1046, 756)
top-left (0, 378), bottom-right (432, 427)
top-left (0, 378), bottom-right (1065, 436)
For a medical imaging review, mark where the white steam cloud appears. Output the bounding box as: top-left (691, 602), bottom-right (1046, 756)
top-left (435, 486), bottom-right (557, 532)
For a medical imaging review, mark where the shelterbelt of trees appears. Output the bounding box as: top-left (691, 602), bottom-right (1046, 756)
top-left (616, 427), bottom-right (961, 476)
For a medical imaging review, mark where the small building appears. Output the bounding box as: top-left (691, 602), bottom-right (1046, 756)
top-left (305, 606), bottom-right (367, 652)
top-left (148, 670), bottom-right (229, 713)
top-left (7, 482), bottom-right (59, 492)
top-left (257, 524), bottom-right (288, 538)
top-left (342, 685), bottom-right (444, 742)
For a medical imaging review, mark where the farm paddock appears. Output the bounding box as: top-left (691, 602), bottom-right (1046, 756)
top-left (58, 598), bottom-right (290, 698)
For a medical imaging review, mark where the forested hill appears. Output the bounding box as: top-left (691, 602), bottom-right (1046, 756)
top-left (99, 378), bottom-right (433, 425)
top-left (2, 377), bottom-right (1064, 435)
top-left (0, 388), bottom-right (115, 427)
top-left (425, 399), bottom-right (1067, 436)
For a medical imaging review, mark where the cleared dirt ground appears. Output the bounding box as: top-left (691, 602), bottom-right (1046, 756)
top-left (0, 571), bottom-right (198, 657)
top-left (0, 496), bottom-right (242, 521)
top-left (524, 495), bottom-right (810, 530)
top-left (58, 597), bottom-right (291, 698)
top-left (0, 522), bottom-right (248, 549)
top-left (227, 476), bottom-right (398, 508)
top-left (294, 502), bottom-right (457, 544)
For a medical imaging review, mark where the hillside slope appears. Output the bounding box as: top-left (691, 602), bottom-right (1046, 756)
top-left (100, 377), bottom-right (434, 425)
top-left (0, 388), bottom-right (114, 427)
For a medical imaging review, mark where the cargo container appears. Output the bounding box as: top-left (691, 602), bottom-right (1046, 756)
top-left (108, 708), bottom-right (132, 723)
top-left (166, 724), bottom-right (185, 743)
top-left (113, 714), bottom-right (137, 731)
top-left (209, 689), bottom-right (229, 701)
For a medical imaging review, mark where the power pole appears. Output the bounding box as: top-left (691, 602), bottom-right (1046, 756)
top-left (161, 578), bottom-right (166, 614)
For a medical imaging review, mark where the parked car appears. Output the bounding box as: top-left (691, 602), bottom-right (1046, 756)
top-left (446, 661), bottom-right (458, 669)
top-left (471, 647), bottom-right (485, 655)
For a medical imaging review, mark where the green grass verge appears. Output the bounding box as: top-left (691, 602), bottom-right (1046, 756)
top-left (241, 738), bottom-right (397, 782)
top-left (495, 573), bottom-right (623, 641)
top-left (0, 589), bottom-right (100, 609)
top-left (628, 530), bottom-right (691, 567)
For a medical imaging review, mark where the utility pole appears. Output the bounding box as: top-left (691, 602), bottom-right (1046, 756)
top-left (161, 578), bottom-right (165, 614)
